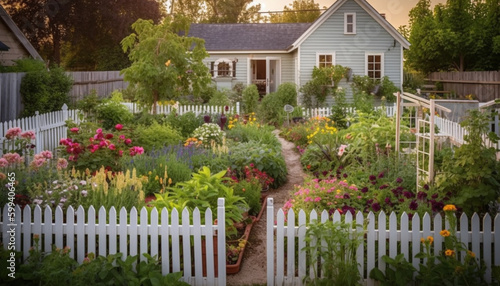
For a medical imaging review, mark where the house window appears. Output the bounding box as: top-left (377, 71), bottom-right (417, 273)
top-left (366, 53), bottom-right (383, 80)
top-left (316, 53), bottom-right (335, 68)
top-left (344, 13), bottom-right (356, 34)
top-left (210, 58), bottom-right (237, 78)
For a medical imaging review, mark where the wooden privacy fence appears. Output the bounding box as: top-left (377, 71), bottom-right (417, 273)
top-left (266, 197), bottom-right (499, 286)
top-left (0, 198), bottom-right (227, 286)
top-left (428, 71), bottom-right (500, 102)
top-left (0, 104), bottom-right (81, 156)
top-left (122, 102), bottom-right (241, 116)
top-left (302, 104), bottom-right (397, 119)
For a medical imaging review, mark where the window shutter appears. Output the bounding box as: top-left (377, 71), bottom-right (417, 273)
top-left (210, 62), bottom-right (214, 77)
top-left (232, 62), bottom-right (236, 77)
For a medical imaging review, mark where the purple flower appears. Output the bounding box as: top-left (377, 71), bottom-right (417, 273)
top-left (322, 170), bottom-right (328, 177)
top-left (409, 200), bottom-right (418, 210)
top-left (417, 191), bottom-right (427, 200)
top-left (403, 191), bottom-right (414, 199)
top-left (408, 213), bottom-right (414, 220)
top-left (379, 184), bottom-right (389, 190)
top-left (369, 175), bottom-right (376, 181)
top-left (343, 173), bottom-right (348, 178)
top-left (423, 184), bottom-right (429, 190)
top-left (371, 202), bottom-right (381, 212)
top-left (378, 172), bottom-right (385, 179)
top-left (342, 205), bottom-right (356, 215)
top-left (343, 193), bottom-right (350, 199)
top-left (361, 187), bottom-right (369, 193)
top-left (396, 177), bottom-right (403, 184)
top-left (431, 193), bottom-right (438, 199)
top-left (384, 197), bottom-right (393, 206)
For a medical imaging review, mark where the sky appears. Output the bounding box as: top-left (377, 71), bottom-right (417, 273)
top-left (252, 0), bottom-right (445, 28)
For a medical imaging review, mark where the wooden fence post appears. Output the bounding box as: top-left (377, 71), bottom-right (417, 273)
top-left (34, 111), bottom-right (41, 154)
top-left (217, 198), bottom-right (226, 286)
top-left (266, 197), bottom-right (274, 286)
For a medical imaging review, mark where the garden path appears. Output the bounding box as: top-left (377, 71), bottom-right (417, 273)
top-left (226, 130), bottom-right (305, 286)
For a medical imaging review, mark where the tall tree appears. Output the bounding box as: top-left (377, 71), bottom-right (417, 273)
top-left (120, 17), bottom-right (212, 112)
top-left (173, 0), bottom-right (263, 23)
top-left (269, 0), bottom-right (322, 23)
top-left (1, 0), bottom-right (165, 70)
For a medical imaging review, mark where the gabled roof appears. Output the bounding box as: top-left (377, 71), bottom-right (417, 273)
top-left (290, 0), bottom-right (410, 50)
top-left (0, 5), bottom-right (43, 61)
top-left (189, 23), bottom-right (312, 52)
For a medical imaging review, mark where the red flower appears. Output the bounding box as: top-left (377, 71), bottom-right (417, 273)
top-left (115, 124), bottom-right (123, 131)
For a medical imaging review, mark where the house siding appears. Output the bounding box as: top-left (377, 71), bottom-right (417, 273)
top-left (0, 19), bottom-right (31, 66)
top-left (205, 52), bottom-right (296, 90)
top-left (298, 0), bottom-right (402, 104)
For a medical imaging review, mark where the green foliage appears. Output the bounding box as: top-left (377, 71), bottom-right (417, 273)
top-left (164, 112), bottom-right (204, 138)
top-left (277, 82), bottom-right (298, 106)
top-left (231, 179), bottom-right (262, 216)
top-left (151, 167), bottom-right (248, 236)
top-left (95, 93), bottom-right (134, 130)
top-left (121, 17), bottom-right (211, 109)
top-left (330, 87), bottom-right (349, 129)
top-left (434, 109), bottom-right (500, 214)
top-left (135, 122), bottom-right (183, 152)
top-left (242, 84), bottom-right (260, 114)
top-left (257, 92), bottom-right (285, 125)
top-left (351, 75), bottom-right (398, 102)
top-left (207, 89), bottom-right (231, 107)
top-left (0, 58), bottom-right (45, 73)
top-left (300, 65), bottom-right (348, 108)
top-left (403, 68), bottom-right (425, 93)
top-left (302, 220), bottom-right (363, 286)
top-left (225, 122), bottom-right (279, 146)
top-left (76, 90), bottom-right (103, 120)
top-left (269, 0), bottom-right (321, 23)
top-left (369, 254), bottom-right (416, 286)
top-left (20, 66), bottom-right (73, 116)
top-left (229, 141), bottom-right (287, 188)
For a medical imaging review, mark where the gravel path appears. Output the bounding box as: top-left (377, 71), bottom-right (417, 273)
top-left (226, 130), bottom-right (306, 286)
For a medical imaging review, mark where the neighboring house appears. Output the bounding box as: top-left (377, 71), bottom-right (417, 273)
top-left (0, 4), bottom-right (43, 66)
top-left (189, 0), bottom-right (410, 103)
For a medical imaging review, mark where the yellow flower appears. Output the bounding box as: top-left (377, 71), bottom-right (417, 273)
top-left (443, 204), bottom-right (457, 212)
top-left (440, 230), bottom-right (450, 237)
top-left (165, 59), bottom-right (171, 67)
top-left (445, 249), bottom-right (455, 257)
top-left (420, 238), bottom-right (425, 244)
top-left (467, 250), bottom-right (475, 258)
top-left (427, 236), bottom-right (433, 244)
top-left (168, 178), bottom-right (172, 185)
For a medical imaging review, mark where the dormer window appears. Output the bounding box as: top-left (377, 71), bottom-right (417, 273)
top-left (344, 13), bottom-right (356, 34)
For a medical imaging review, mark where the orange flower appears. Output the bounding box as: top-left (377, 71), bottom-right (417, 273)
top-left (165, 59), bottom-right (171, 67)
top-left (427, 236), bottom-right (433, 244)
top-left (467, 250), bottom-right (475, 258)
top-left (443, 204), bottom-right (457, 212)
top-left (440, 230), bottom-right (450, 237)
top-left (306, 165), bottom-right (311, 169)
top-left (445, 249), bottom-right (455, 257)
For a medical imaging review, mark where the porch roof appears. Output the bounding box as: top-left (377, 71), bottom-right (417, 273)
top-left (188, 23), bottom-right (312, 52)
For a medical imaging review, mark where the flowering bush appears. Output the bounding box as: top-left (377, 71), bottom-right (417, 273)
top-left (227, 164), bottom-right (274, 190)
top-left (191, 123), bottom-right (225, 147)
top-left (60, 123), bottom-right (143, 172)
top-left (1, 127), bottom-right (36, 164)
top-left (283, 176), bottom-right (362, 217)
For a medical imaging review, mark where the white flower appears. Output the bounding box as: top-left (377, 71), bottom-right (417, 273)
top-left (81, 190), bottom-right (88, 197)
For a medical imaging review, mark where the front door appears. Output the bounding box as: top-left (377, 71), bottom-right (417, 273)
top-left (249, 57), bottom-right (281, 95)
top-left (266, 57), bottom-right (280, 94)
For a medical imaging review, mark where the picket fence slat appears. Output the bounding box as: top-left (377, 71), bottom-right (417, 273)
top-left (0, 202), bottom-right (226, 286)
top-left (267, 198), bottom-right (498, 285)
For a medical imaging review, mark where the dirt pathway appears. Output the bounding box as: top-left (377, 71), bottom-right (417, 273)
top-left (226, 130), bottom-right (306, 286)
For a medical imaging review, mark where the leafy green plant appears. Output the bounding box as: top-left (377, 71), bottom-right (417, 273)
top-left (95, 91), bottom-right (134, 130)
top-left (75, 90), bottom-right (103, 120)
top-left (351, 75), bottom-right (398, 102)
top-left (135, 121), bottom-right (183, 152)
top-left (303, 220), bottom-right (363, 286)
top-left (230, 179), bottom-right (262, 216)
top-left (208, 88), bottom-right (231, 107)
top-left (300, 65), bottom-right (348, 108)
top-left (20, 66), bottom-right (73, 116)
top-left (369, 254), bottom-right (416, 286)
top-left (242, 84), bottom-right (260, 114)
top-left (277, 82), bottom-right (298, 106)
top-left (164, 111), bottom-right (204, 138)
top-left (191, 123), bottom-right (225, 147)
top-left (257, 92), bottom-right (285, 125)
top-left (151, 167), bottom-right (248, 236)
top-left (229, 141), bottom-right (287, 188)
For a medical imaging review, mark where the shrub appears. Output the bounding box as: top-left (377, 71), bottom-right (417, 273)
top-left (277, 82), bottom-right (297, 106)
top-left (164, 112), bottom-right (204, 138)
top-left (20, 66), bottom-right (73, 116)
top-left (351, 75), bottom-right (398, 102)
top-left (242, 84), bottom-right (260, 114)
top-left (0, 58), bottom-right (45, 72)
top-left (226, 117), bottom-right (279, 146)
top-left (135, 122), bottom-right (183, 152)
top-left (257, 92), bottom-right (285, 125)
top-left (76, 90), bottom-right (102, 120)
top-left (231, 179), bottom-right (262, 216)
top-left (95, 92), bottom-right (134, 130)
top-left (229, 140), bottom-right (287, 188)
top-left (207, 89), bottom-right (231, 107)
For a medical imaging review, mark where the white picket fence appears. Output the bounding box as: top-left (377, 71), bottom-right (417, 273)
top-left (0, 199), bottom-right (227, 285)
top-left (302, 104), bottom-right (397, 119)
top-left (266, 198), bottom-right (499, 286)
top-left (0, 104), bottom-right (81, 156)
top-left (122, 102), bottom-right (241, 116)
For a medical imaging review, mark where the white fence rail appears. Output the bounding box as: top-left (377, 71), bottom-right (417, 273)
top-left (0, 104), bottom-right (81, 156)
top-left (0, 199), bottom-right (227, 285)
top-left (302, 104), bottom-right (397, 119)
top-left (122, 102), bottom-right (241, 116)
top-left (266, 198), bottom-right (499, 286)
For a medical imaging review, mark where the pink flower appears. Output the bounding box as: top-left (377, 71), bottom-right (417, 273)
top-left (20, 131), bottom-right (36, 140)
top-left (115, 124), bottom-right (123, 131)
top-left (30, 158), bottom-right (46, 169)
top-left (314, 197), bottom-right (321, 202)
top-left (118, 150), bottom-right (123, 157)
top-left (108, 144), bottom-right (116, 150)
top-left (3, 153), bottom-right (23, 164)
top-left (0, 158), bottom-right (8, 167)
top-left (96, 128), bottom-right (103, 134)
top-left (129, 146), bottom-right (144, 156)
top-left (124, 138), bottom-right (132, 145)
top-left (119, 135), bottom-right (125, 140)
top-left (70, 127), bottom-right (79, 133)
top-left (40, 150), bottom-right (53, 159)
top-left (5, 127), bottom-right (22, 139)
top-left (338, 144), bottom-right (348, 157)
top-left (57, 158), bottom-right (68, 170)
